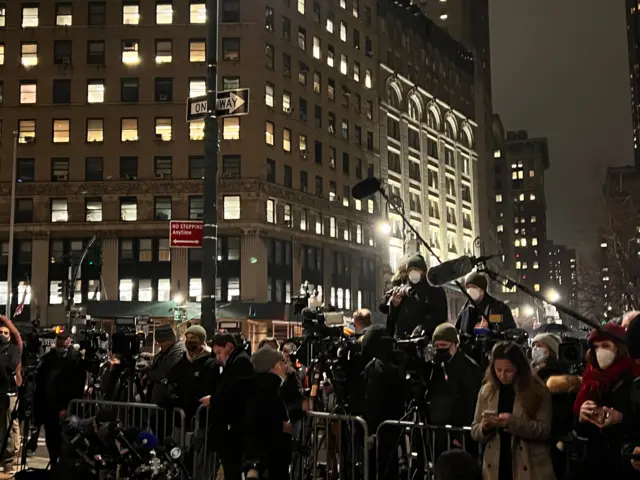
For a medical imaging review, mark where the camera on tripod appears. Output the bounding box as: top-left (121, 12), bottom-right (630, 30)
top-left (111, 317), bottom-right (148, 359)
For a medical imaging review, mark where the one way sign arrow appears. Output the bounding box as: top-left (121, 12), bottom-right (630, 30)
top-left (216, 92), bottom-right (245, 114)
top-left (186, 88), bottom-right (251, 122)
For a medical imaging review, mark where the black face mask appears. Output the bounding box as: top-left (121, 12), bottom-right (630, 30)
top-left (0, 336), bottom-right (9, 346)
top-left (434, 348), bottom-right (451, 363)
top-left (186, 341), bottom-right (200, 353)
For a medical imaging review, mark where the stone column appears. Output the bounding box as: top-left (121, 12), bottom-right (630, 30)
top-left (240, 230), bottom-right (267, 302)
top-left (350, 253), bottom-right (359, 310)
top-left (170, 248), bottom-right (188, 301)
top-left (101, 237), bottom-right (119, 301)
top-left (292, 235), bottom-right (302, 291)
top-left (31, 233), bottom-right (50, 322)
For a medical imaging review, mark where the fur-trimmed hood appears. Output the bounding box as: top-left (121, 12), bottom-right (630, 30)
top-left (546, 374), bottom-right (582, 394)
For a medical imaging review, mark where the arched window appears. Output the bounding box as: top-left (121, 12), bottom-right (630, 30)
top-left (386, 83), bottom-right (401, 109)
top-left (462, 125), bottom-right (474, 148)
top-left (444, 116), bottom-right (457, 140)
top-left (408, 97), bottom-right (421, 122)
top-left (427, 106), bottom-right (440, 130)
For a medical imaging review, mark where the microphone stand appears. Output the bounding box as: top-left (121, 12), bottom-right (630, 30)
top-left (377, 188), bottom-right (490, 323)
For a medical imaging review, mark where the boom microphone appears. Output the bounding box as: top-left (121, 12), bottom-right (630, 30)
top-left (427, 256), bottom-right (474, 287)
top-left (351, 177), bottom-right (381, 200)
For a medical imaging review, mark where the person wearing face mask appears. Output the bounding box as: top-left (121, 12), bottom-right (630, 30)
top-left (34, 331), bottom-right (86, 472)
top-left (379, 254), bottom-right (411, 317)
top-left (425, 323), bottom-right (482, 459)
top-left (456, 271), bottom-right (516, 336)
top-left (245, 347), bottom-right (293, 480)
top-left (0, 320), bottom-right (22, 476)
top-left (144, 324), bottom-right (184, 406)
top-left (386, 253), bottom-right (448, 338)
top-left (573, 322), bottom-right (640, 479)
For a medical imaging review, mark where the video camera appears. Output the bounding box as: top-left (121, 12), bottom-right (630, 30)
top-left (111, 317), bottom-right (148, 359)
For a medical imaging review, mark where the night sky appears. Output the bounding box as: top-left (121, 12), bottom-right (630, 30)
top-left (490, 0), bottom-right (633, 255)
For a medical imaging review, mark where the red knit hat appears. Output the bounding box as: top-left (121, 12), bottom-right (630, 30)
top-left (588, 322), bottom-right (627, 345)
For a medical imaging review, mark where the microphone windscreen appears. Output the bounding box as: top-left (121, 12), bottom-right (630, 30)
top-left (138, 431), bottom-right (160, 449)
top-left (66, 415), bottom-right (80, 429)
top-left (426, 256), bottom-right (474, 287)
top-left (351, 177), bottom-right (381, 200)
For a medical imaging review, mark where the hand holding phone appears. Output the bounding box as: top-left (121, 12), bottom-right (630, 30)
top-left (481, 410), bottom-right (498, 430)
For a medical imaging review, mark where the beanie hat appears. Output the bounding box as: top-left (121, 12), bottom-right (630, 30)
top-left (432, 323), bottom-right (459, 344)
top-left (532, 333), bottom-right (562, 357)
top-left (588, 322), bottom-right (626, 346)
top-left (185, 325), bottom-right (207, 343)
top-left (155, 324), bottom-right (176, 342)
top-left (397, 253), bottom-right (412, 271)
top-left (406, 253), bottom-right (427, 272)
top-left (251, 347), bottom-right (284, 373)
top-left (465, 271), bottom-right (488, 292)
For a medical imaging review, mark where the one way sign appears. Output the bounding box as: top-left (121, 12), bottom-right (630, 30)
top-left (186, 88), bottom-right (250, 122)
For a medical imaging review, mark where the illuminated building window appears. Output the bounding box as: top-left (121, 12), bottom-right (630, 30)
top-left (154, 117), bottom-right (172, 141)
top-left (530, 193), bottom-right (536, 201)
top-left (266, 199), bottom-right (275, 223)
top-left (266, 121), bottom-right (275, 145)
top-left (223, 196), bottom-right (241, 220)
top-left (265, 82), bottom-right (274, 107)
top-left (21, 43), bottom-right (38, 67)
top-left (534, 284), bottom-right (541, 292)
top-left (86, 119), bottom-right (104, 142)
top-left (497, 224), bottom-right (504, 232)
top-left (22, 6), bottom-right (39, 28)
top-left (20, 82), bottom-right (37, 104)
top-left (122, 3), bottom-right (140, 24)
top-left (156, 2), bottom-right (173, 24)
top-left (190, 2), bottom-right (206, 23)
top-left (364, 69), bottom-right (372, 88)
top-left (18, 120), bottom-right (36, 143)
top-left (120, 118), bottom-right (139, 142)
top-left (122, 40), bottom-right (140, 65)
top-left (190, 119), bottom-right (205, 140)
top-left (496, 194), bottom-right (503, 203)
top-left (189, 40), bottom-right (206, 62)
top-left (119, 279), bottom-right (134, 302)
top-left (155, 40), bottom-right (172, 63)
top-left (189, 79), bottom-right (206, 97)
top-left (87, 80), bottom-right (105, 103)
top-left (52, 119), bottom-right (70, 143)
top-left (51, 199), bottom-right (69, 222)
top-left (56, 4), bottom-right (73, 25)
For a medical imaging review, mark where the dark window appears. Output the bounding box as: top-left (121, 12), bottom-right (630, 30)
top-left (366, 131), bottom-right (374, 151)
top-left (155, 78), bottom-right (173, 102)
top-left (300, 171), bottom-right (308, 192)
top-left (355, 125), bottom-right (362, 146)
top-left (221, 0), bottom-right (240, 22)
top-left (0, 82), bottom-right (3, 104)
top-left (85, 157), bottom-right (103, 181)
top-left (353, 29), bottom-right (360, 49)
top-left (222, 155), bottom-right (241, 178)
top-left (51, 158), bottom-right (69, 181)
top-left (315, 175), bottom-right (323, 197)
top-left (342, 152), bottom-right (350, 175)
top-left (17, 159), bottom-right (35, 182)
top-left (154, 156), bottom-right (172, 179)
top-left (189, 196), bottom-right (204, 220)
top-left (119, 156), bottom-right (138, 179)
top-left (265, 43), bottom-right (274, 69)
top-left (53, 40), bottom-right (72, 64)
top-left (314, 141), bottom-right (322, 165)
top-left (222, 38), bottom-right (240, 61)
top-left (189, 155), bottom-right (204, 179)
top-left (365, 36), bottom-right (372, 57)
top-left (266, 158), bottom-right (276, 183)
top-left (283, 53), bottom-right (291, 77)
top-left (154, 197), bottom-right (172, 221)
top-left (282, 16), bottom-right (291, 41)
top-left (222, 76), bottom-right (240, 90)
top-left (356, 158), bottom-right (363, 179)
top-left (314, 105), bottom-right (322, 128)
top-left (121, 78), bottom-right (139, 102)
top-left (87, 40), bottom-right (105, 64)
top-left (284, 165), bottom-right (292, 188)
top-left (16, 199), bottom-right (34, 223)
top-left (88, 2), bottom-right (106, 25)
top-left (299, 97), bottom-right (308, 122)
top-left (265, 6), bottom-right (274, 30)
top-left (52, 79), bottom-right (71, 104)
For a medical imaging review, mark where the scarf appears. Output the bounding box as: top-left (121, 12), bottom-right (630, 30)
top-left (573, 357), bottom-right (640, 415)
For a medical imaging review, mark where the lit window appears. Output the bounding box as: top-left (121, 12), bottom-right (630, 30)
top-left (521, 238), bottom-right (527, 247)
top-left (223, 195), bottom-right (241, 219)
top-left (0, 44), bottom-right (4, 65)
top-left (368, 199), bottom-right (374, 214)
top-left (530, 193), bottom-right (536, 200)
top-left (326, 14), bottom-right (333, 33)
top-left (364, 69), bottom-right (372, 89)
top-left (137, 279), bottom-right (152, 301)
top-left (18, 120), bottom-right (36, 143)
top-left (440, 13), bottom-right (448, 20)
top-left (190, 119), bottom-right (205, 140)
top-left (50, 199), bottom-right (68, 222)
top-left (266, 121), bottom-right (275, 145)
top-left (353, 62), bottom-right (360, 82)
top-left (529, 170), bottom-right (535, 178)
top-left (86, 119), bottom-right (104, 142)
top-left (497, 224), bottom-right (504, 232)
top-left (327, 46), bottom-right (335, 67)
top-left (189, 79), bottom-right (206, 97)
top-left (122, 40), bottom-right (140, 65)
top-left (120, 198), bottom-right (137, 221)
top-left (265, 82), bottom-right (274, 107)
top-left (155, 118), bottom-right (172, 141)
top-left (49, 281), bottom-right (63, 305)
top-left (514, 239), bottom-right (520, 247)
top-left (189, 278), bottom-right (202, 302)
top-left (21, 43), bottom-right (38, 67)
top-left (87, 80), bottom-right (105, 103)
top-left (512, 171), bottom-right (517, 180)
top-left (297, 0), bottom-right (305, 14)
top-left (189, 39), bottom-right (206, 62)
top-left (52, 119), bottom-right (70, 143)
top-left (20, 82), bottom-right (37, 104)
top-left (156, 2), bottom-right (173, 24)
top-left (190, 2), bottom-right (206, 23)
top-left (516, 261), bottom-right (521, 270)
top-left (340, 54), bottom-right (348, 75)
top-left (533, 261), bottom-right (539, 270)
top-left (356, 224), bottom-right (363, 244)
top-left (283, 128), bottom-right (291, 151)
top-left (313, 36), bottom-right (321, 59)
top-left (122, 3), bottom-right (140, 24)
top-left (158, 279), bottom-right (171, 301)
top-left (340, 21), bottom-right (347, 42)
top-left (355, 199), bottom-right (362, 211)
top-left (340, 0), bottom-right (346, 8)
top-left (119, 279), bottom-right (134, 302)
top-left (155, 40), bottom-right (172, 63)
top-left (534, 284), bottom-right (541, 292)
top-left (86, 199), bottom-right (102, 221)
top-left (56, 4), bottom-right (73, 25)
top-left (266, 199), bottom-right (275, 223)
top-left (121, 118), bottom-right (139, 142)
top-left (283, 91), bottom-right (291, 112)
top-left (0, 5), bottom-right (4, 27)
top-left (519, 193), bottom-right (524, 201)
top-left (223, 117), bottom-right (240, 140)
top-left (227, 278), bottom-right (240, 301)
top-left (532, 238), bottom-right (538, 246)
top-left (495, 193), bottom-right (503, 203)
top-left (330, 217), bottom-right (336, 237)
top-left (22, 6), bottom-right (39, 28)
top-left (531, 216), bottom-right (537, 223)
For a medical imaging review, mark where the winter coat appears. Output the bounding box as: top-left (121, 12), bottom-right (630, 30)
top-left (147, 341), bottom-right (185, 405)
top-left (456, 293), bottom-right (516, 335)
top-left (386, 280), bottom-right (448, 338)
top-left (471, 383), bottom-right (556, 480)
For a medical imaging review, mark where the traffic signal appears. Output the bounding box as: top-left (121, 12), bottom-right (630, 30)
top-left (57, 281), bottom-right (65, 298)
top-left (54, 325), bottom-right (65, 335)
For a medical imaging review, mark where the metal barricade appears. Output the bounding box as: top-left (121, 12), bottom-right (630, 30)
top-left (68, 399), bottom-right (187, 449)
top-left (292, 411), bottom-right (370, 480)
top-left (191, 405), bottom-right (219, 480)
top-left (375, 420), bottom-right (473, 480)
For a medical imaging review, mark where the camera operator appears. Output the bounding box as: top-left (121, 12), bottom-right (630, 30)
top-left (34, 331), bottom-right (86, 469)
top-left (0, 317), bottom-right (22, 476)
top-left (201, 332), bottom-right (254, 480)
top-left (387, 253), bottom-right (448, 338)
top-left (379, 254), bottom-right (410, 316)
top-left (455, 271), bottom-right (516, 335)
top-left (145, 324), bottom-right (184, 406)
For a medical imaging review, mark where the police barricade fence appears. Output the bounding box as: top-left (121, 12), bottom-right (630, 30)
top-left (67, 399), bottom-right (187, 450)
top-left (375, 420), bottom-right (473, 480)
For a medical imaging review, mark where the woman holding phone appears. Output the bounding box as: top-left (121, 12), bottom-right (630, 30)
top-left (471, 341), bottom-right (554, 480)
top-left (573, 322), bottom-right (640, 478)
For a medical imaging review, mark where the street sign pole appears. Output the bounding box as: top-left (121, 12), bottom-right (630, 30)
top-left (201, 0), bottom-right (219, 337)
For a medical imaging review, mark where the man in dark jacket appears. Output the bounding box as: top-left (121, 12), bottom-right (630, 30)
top-left (386, 253), bottom-right (448, 338)
top-left (146, 324), bottom-right (184, 406)
top-left (455, 271), bottom-right (516, 335)
top-left (0, 320), bottom-right (21, 475)
top-left (245, 347), bottom-right (292, 479)
top-left (202, 332), bottom-right (254, 480)
top-left (34, 332), bottom-right (86, 469)
top-left (425, 323), bottom-right (482, 457)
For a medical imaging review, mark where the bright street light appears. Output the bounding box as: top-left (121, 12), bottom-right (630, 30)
top-left (173, 293), bottom-right (185, 305)
top-left (378, 220), bottom-right (392, 235)
top-left (545, 289), bottom-right (560, 303)
top-left (522, 305), bottom-right (535, 317)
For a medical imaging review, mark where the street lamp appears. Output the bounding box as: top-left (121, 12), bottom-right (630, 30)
top-left (377, 220), bottom-right (392, 235)
top-left (545, 289), bottom-right (560, 303)
top-left (522, 305), bottom-right (535, 317)
top-left (173, 293), bottom-right (185, 305)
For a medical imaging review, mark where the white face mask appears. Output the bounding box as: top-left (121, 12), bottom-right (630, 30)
top-left (408, 271), bottom-right (422, 284)
top-left (531, 346), bottom-right (547, 365)
top-left (596, 348), bottom-right (616, 370)
top-left (467, 287), bottom-right (482, 302)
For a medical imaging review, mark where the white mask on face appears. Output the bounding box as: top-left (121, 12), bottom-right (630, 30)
top-left (408, 271), bottom-right (422, 284)
top-left (596, 348), bottom-right (616, 370)
top-left (531, 346), bottom-right (547, 365)
top-left (467, 287), bottom-right (482, 302)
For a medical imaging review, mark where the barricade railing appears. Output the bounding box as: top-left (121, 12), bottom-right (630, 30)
top-left (191, 404), bottom-right (218, 480)
top-left (375, 420), bottom-right (473, 480)
top-left (67, 399), bottom-right (187, 449)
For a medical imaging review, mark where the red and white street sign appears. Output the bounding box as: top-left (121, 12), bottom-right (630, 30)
top-left (170, 220), bottom-right (204, 248)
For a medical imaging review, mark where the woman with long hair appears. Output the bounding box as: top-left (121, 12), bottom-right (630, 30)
top-left (573, 322), bottom-right (640, 478)
top-left (471, 341), bottom-right (555, 480)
